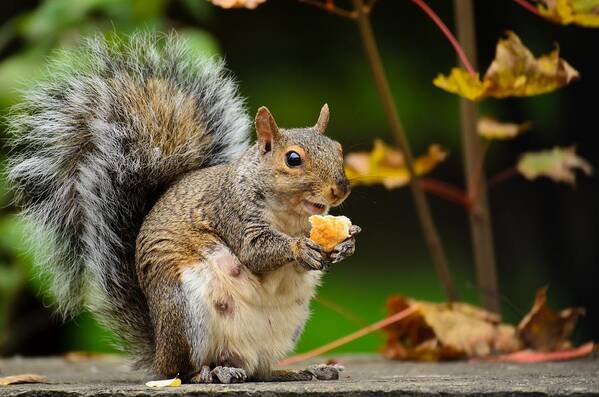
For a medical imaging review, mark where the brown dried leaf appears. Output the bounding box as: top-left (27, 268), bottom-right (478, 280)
top-left (434, 31), bottom-right (579, 101)
top-left (517, 146), bottom-right (593, 185)
top-left (0, 374), bottom-right (49, 386)
top-left (344, 140), bottom-right (448, 189)
top-left (382, 296), bottom-right (521, 361)
top-left (518, 287), bottom-right (586, 351)
top-left (209, 0), bottom-right (266, 9)
top-left (477, 117), bottom-right (531, 140)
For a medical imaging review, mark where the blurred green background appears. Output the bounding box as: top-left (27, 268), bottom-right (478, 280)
top-left (0, 0), bottom-right (598, 357)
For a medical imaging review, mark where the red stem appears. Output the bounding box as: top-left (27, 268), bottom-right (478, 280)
top-left (512, 0), bottom-right (543, 17)
top-left (315, 296), bottom-right (367, 326)
top-left (488, 167), bottom-right (519, 190)
top-left (420, 178), bottom-right (471, 209)
top-left (410, 0), bottom-right (476, 76)
top-left (278, 306), bottom-right (418, 366)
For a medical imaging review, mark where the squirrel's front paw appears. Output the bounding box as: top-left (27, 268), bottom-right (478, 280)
top-left (330, 225), bottom-right (361, 264)
top-left (293, 237), bottom-right (329, 271)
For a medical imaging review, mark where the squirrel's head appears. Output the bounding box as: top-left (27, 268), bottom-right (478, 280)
top-left (254, 104), bottom-right (350, 216)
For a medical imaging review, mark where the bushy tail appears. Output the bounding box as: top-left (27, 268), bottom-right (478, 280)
top-left (7, 32), bottom-right (250, 364)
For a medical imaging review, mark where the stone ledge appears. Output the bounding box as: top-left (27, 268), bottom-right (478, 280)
top-left (1, 354), bottom-right (598, 396)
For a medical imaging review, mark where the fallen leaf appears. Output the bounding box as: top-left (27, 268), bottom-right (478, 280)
top-left (477, 117), bottom-right (531, 140)
top-left (0, 374), bottom-right (49, 386)
top-left (208, 0), bottom-right (266, 9)
top-left (382, 295), bottom-right (521, 361)
top-left (517, 146), bottom-right (593, 185)
top-left (145, 377), bottom-right (182, 388)
top-left (518, 287), bottom-right (586, 351)
top-left (538, 0), bottom-right (599, 27)
top-left (434, 31), bottom-right (579, 101)
top-left (473, 342), bottom-right (595, 363)
top-left (345, 140), bottom-right (448, 189)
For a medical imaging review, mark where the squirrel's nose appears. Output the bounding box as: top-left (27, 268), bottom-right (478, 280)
top-left (331, 177), bottom-right (350, 201)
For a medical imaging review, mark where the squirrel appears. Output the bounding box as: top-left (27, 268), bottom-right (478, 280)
top-left (7, 32), bottom-right (359, 383)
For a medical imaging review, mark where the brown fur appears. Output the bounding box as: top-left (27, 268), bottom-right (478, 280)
top-left (135, 106), bottom-right (355, 379)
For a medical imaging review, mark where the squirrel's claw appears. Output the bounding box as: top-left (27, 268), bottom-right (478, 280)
top-left (189, 365), bottom-right (213, 384)
top-left (303, 364), bottom-right (345, 380)
top-left (211, 366), bottom-right (247, 384)
top-left (349, 225), bottom-right (362, 236)
top-left (294, 237), bottom-right (328, 271)
top-left (330, 225), bottom-right (360, 264)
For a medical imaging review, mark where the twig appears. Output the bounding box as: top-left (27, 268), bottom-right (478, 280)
top-left (363, 0), bottom-right (378, 14)
top-left (315, 296), bottom-right (367, 326)
top-left (278, 306), bottom-right (418, 366)
top-left (420, 178), bottom-right (470, 209)
top-left (298, 0), bottom-right (357, 19)
top-left (468, 139), bottom-right (491, 203)
top-left (410, 0), bottom-right (476, 76)
top-left (488, 167), bottom-right (519, 189)
top-left (454, 0), bottom-right (500, 315)
top-left (512, 0), bottom-right (543, 17)
top-left (352, 0), bottom-right (458, 302)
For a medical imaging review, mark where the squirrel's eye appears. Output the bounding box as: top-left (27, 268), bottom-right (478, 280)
top-left (285, 151), bottom-right (302, 167)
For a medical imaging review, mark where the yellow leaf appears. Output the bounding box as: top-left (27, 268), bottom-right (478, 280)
top-left (538, 0), bottom-right (599, 27)
top-left (145, 377), bottom-right (182, 388)
top-left (0, 374), bottom-right (48, 386)
top-left (484, 32), bottom-right (579, 98)
top-left (433, 68), bottom-right (489, 101)
top-left (344, 140), bottom-right (448, 189)
top-left (208, 0), bottom-right (266, 9)
top-left (435, 32), bottom-right (579, 101)
top-left (477, 117), bottom-right (531, 140)
top-left (517, 146), bottom-right (593, 185)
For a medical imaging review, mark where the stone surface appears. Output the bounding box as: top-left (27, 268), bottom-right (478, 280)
top-left (0, 354), bottom-right (598, 396)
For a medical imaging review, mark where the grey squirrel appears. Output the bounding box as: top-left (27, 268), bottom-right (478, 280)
top-left (7, 32), bottom-right (359, 383)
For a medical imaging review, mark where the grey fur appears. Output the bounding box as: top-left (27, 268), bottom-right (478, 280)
top-left (6, 32), bottom-right (250, 365)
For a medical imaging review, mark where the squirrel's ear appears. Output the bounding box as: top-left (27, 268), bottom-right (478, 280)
top-left (314, 103), bottom-right (329, 135)
top-left (255, 106), bottom-right (280, 154)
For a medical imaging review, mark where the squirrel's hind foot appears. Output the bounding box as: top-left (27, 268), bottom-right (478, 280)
top-left (187, 365), bottom-right (247, 384)
top-left (188, 365), bottom-right (213, 384)
top-left (211, 366), bottom-right (248, 384)
top-left (269, 364), bottom-right (344, 382)
top-left (305, 364), bottom-right (344, 380)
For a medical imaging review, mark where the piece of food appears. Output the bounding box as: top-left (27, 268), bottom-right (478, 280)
top-left (309, 215), bottom-right (352, 252)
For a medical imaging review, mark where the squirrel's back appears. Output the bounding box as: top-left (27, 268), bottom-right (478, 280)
top-left (7, 32), bottom-right (250, 362)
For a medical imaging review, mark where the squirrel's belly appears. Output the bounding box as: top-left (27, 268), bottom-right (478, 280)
top-left (180, 245), bottom-right (322, 378)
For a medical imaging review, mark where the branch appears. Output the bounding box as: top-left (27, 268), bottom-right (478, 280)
top-left (315, 296), bottom-right (367, 326)
top-left (420, 178), bottom-right (471, 209)
top-left (298, 0), bottom-right (357, 19)
top-left (410, 0), bottom-right (476, 76)
top-left (278, 306), bottom-right (418, 366)
top-left (468, 139), bottom-right (491, 204)
top-left (512, 0), bottom-right (543, 17)
top-left (488, 167), bottom-right (519, 190)
top-left (363, 0), bottom-right (378, 14)
top-left (352, 0), bottom-right (458, 302)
